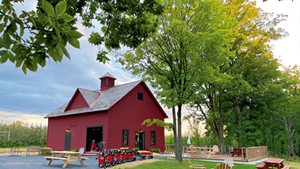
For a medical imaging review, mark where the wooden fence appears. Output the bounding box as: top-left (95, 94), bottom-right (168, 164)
top-left (0, 146), bottom-right (42, 156)
top-left (165, 144), bottom-right (268, 162)
top-left (245, 146), bottom-right (268, 161)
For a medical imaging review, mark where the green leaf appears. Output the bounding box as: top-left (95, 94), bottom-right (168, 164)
top-left (26, 60), bottom-right (38, 72)
top-left (8, 51), bottom-right (15, 62)
top-left (68, 38), bottom-right (80, 48)
top-left (20, 25), bottom-right (24, 37)
top-left (0, 50), bottom-right (6, 55)
top-left (0, 23), bottom-right (5, 32)
top-left (62, 47), bottom-right (70, 59)
top-left (96, 50), bottom-right (109, 64)
top-left (7, 21), bottom-right (17, 33)
top-left (67, 30), bottom-right (83, 38)
top-left (56, 13), bottom-right (74, 22)
top-left (48, 49), bottom-right (55, 60)
top-left (39, 59), bottom-right (46, 67)
top-left (19, 11), bottom-right (28, 18)
top-left (42, 0), bottom-right (55, 17)
top-left (21, 62), bottom-right (27, 74)
top-left (3, 32), bottom-right (11, 49)
top-left (16, 59), bottom-right (23, 68)
top-left (29, 16), bottom-right (37, 29)
top-left (0, 50), bottom-right (8, 63)
top-left (53, 45), bottom-right (63, 62)
top-left (0, 38), bottom-right (3, 48)
top-left (55, 1), bottom-right (67, 16)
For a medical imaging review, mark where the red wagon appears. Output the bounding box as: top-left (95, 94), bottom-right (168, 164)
top-left (138, 151), bottom-right (153, 160)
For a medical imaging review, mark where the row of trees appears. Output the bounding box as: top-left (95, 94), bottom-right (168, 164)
top-left (0, 121), bottom-right (47, 147)
top-left (120, 0), bottom-right (299, 161)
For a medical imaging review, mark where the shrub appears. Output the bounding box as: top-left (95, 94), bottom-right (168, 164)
top-left (132, 147), bottom-right (140, 154)
top-left (149, 148), bottom-right (160, 153)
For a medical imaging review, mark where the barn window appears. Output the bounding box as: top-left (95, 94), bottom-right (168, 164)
top-left (150, 131), bottom-right (156, 145)
top-left (137, 92), bottom-right (143, 100)
top-left (122, 129), bottom-right (129, 146)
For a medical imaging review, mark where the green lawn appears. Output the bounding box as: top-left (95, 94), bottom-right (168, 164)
top-left (119, 158), bottom-right (300, 169)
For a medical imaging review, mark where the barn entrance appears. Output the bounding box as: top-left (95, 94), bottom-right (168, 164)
top-left (86, 126), bottom-right (103, 151)
top-left (135, 131), bottom-right (145, 150)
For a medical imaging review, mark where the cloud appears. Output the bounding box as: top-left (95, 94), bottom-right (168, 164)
top-left (257, 0), bottom-right (300, 67)
top-left (0, 37), bottom-right (141, 117)
top-left (0, 110), bottom-right (47, 126)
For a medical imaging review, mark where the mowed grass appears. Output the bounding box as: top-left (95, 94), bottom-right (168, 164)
top-left (285, 160), bottom-right (300, 169)
top-left (119, 158), bottom-right (300, 169)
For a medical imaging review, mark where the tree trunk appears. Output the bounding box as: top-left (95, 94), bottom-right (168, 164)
top-left (172, 106), bottom-right (178, 160)
top-left (214, 118), bottom-right (225, 153)
top-left (283, 116), bottom-right (295, 157)
top-left (177, 104), bottom-right (183, 162)
top-left (235, 97), bottom-right (242, 147)
top-left (217, 94), bottom-right (226, 153)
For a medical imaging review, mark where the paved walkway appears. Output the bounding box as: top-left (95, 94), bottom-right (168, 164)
top-left (0, 155), bottom-right (164, 169)
top-left (0, 156), bottom-right (99, 169)
top-left (0, 153), bottom-right (265, 169)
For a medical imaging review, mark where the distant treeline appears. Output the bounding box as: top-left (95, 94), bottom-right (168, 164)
top-left (0, 120), bottom-right (47, 147)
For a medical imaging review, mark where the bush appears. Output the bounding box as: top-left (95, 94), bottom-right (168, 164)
top-left (132, 147), bottom-right (140, 154)
top-left (41, 147), bottom-right (52, 156)
top-left (149, 148), bottom-right (161, 153)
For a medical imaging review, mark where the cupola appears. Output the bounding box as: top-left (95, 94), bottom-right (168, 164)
top-left (99, 72), bottom-right (116, 91)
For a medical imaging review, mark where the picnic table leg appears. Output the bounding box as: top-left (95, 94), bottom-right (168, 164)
top-left (62, 160), bottom-right (68, 168)
top-left (48, 159), bottom-right (53, 166)
top-left (264, 163), bottom-right (269, 169)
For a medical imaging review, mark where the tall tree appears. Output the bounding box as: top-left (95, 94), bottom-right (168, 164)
top-left (120, 0), bottom-right (232, 161)
top-left (192, 0), bottom-right (285, 151)
top-left (0, 0), bottom-right (163, 73)
top-left (270, 66), bottom-right (300, 156)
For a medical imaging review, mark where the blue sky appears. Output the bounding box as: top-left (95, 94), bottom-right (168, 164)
top-left (0, 0), bottom-right (299, 125)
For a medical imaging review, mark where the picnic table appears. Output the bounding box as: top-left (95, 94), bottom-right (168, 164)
top-left (256, 157), bottom-right (290, 169)
top-left (45, 151), bottom-right (87, 168)
top-left (230, 148), bottom-right (246, 158)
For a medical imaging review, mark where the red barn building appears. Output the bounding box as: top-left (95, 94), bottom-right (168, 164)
top-left (45, 73), bottom-right (168, 152)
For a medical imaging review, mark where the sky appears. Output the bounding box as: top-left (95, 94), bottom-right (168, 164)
top-left (0, 0), bottom-right (299, 127)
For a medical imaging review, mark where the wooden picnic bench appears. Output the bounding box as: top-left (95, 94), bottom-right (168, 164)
top-left (256, 157), bottom-right (290, 169)
top-left (230, 148), bottom-right (246, 158)
top-left (45, 151), bottom-right (87, 168)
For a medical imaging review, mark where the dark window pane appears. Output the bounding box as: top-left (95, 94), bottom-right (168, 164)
top-left (122, 129), bottom-right (129, 146)
top-left (137, 92), bottom-right (143, 100)
top-left (150, 131), bottom-right (156, 145)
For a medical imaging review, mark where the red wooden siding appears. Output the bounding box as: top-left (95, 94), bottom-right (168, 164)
top-left (65, 91), bottom-right (89, 111)
top-left (47, 112), bottom-right (108, 151)
top-left (107, 83), bottom-right (165, 151)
